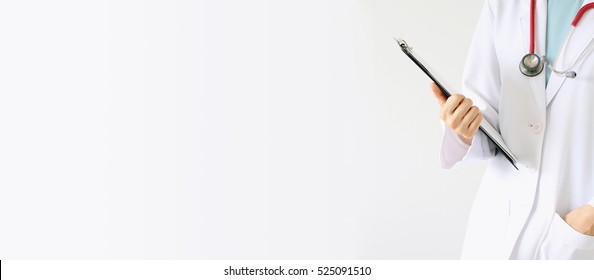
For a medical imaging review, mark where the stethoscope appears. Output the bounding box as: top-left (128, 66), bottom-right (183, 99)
top-left (520, 0), bottom-right (594, 78)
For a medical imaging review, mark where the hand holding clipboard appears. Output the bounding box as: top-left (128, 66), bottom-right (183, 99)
top-left (395, 38), bottom-right (518, 169)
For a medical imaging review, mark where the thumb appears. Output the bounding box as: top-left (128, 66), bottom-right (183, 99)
top-left (430, 83), bottom-right (447, 105)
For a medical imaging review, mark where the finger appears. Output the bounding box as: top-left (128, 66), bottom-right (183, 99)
top-left (468, 111), bottom-right (483, 135)
top-left (460, 106), bottom-right (480, 129)
top-left (444, 94), bottom-right (466, 117)
top-left (430, 83), bottom-right (447, 105)
top-left (450, 98), bottom-right (474, 124)
top-left (458, 113), bottom-right (479, 140)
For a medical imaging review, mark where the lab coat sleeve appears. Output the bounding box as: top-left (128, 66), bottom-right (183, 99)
top-left (439, 0), bottom-right (499, 169)
top-left (440, 125), bottom-right (493, 169)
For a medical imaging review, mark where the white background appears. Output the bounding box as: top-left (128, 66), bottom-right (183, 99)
top-left (0, 0), bottom-right (486, 259)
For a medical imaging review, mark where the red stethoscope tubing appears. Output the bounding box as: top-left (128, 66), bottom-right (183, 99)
top-left (530, 0), bottom-right (536, 53)
top-left (529, 0), bottom-right (594, 54)
top-left (573, 2), bottom-right (594, 26)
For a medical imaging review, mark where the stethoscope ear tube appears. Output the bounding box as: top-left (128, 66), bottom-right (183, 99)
top-left (521, 0), bottom-right (594, 78)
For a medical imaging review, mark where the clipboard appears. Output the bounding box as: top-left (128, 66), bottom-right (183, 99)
top-left (395, 38), bottom-right (519, 170)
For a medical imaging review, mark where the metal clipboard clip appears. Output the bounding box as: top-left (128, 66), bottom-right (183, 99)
top-left (395, 38), bottom-right (410, 51)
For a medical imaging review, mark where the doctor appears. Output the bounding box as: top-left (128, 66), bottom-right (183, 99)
top-left (432, 0), bottom-right (594, 259)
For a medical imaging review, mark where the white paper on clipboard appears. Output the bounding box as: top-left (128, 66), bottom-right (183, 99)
top-left (395, 38), bottom-right (518, 169)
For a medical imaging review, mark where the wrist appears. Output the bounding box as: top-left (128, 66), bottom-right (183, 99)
top-left (460, 135), bottom-right (473, 145)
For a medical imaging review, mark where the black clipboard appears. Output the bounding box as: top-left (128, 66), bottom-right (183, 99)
top-left (395, 38), bottom-right (518, 170)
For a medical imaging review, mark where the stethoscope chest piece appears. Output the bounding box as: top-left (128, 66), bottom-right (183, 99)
top-left (519, 53), bottom-right (544, 77)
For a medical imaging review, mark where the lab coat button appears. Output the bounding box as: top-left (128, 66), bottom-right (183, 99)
top-left (529, 122), bottom-right (542, 133)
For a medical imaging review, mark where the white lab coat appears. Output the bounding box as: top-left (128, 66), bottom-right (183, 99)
top-left (442, 0), bottom-right (594, 259)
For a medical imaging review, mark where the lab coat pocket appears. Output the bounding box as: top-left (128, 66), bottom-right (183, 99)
top-left (535, 213), bottom-right (594, 260)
